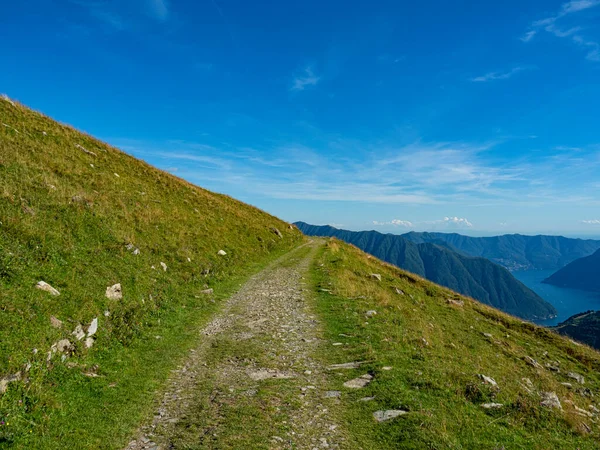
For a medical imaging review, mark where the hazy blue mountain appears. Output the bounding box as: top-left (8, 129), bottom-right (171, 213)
top-left (401, 232), bottom-right (600, 271)
top-left (296, 222), bottom-right (557, 320)
top-left (543, 249), bottom-right (600, 292)
top-left (553, 310), bottom-right (600, 350)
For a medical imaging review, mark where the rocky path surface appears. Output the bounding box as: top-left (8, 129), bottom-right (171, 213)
top-left (126, 240), bottom-right (345, 450)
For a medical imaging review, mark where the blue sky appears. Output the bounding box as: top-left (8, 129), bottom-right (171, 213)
top-left (2, 0), bottom-right (600, 236)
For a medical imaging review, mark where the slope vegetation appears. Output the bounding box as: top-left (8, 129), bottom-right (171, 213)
top-left (544, 249), bottom-right (600, 292)
top-left (402, 231), bottom-right (600, 271)
top-left (312, 239), bottom-right (600, 449)
top-left (0, 97), bottom-right (303, 448)
top-left (296, 223), bottom-right (556, 320)
top-left (554, 311), bottom-right (600, 350)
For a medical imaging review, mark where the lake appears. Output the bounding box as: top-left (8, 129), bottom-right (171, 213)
top-left (513, 270), bottom-right (600, 327)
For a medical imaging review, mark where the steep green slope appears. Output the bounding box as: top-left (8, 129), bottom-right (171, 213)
top-left (296, 223), bottom-right (556, 320)
top-left (0, 97), bottom-right (304, 448)
top-left (313, 239), bottom-right (600, 449)
top-left (544, 249), bottom-right (600, 292)
top-left (553, 311), bottom-right (600, 350)
top-left (402, 231), bottom-right (600, 271)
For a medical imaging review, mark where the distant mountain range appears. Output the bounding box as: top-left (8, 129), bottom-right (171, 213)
top-left (553, 310), bottom-right (600, 350)
top-left (544, 249), bottom-right (600, 292)
top-left (295, 222), bottom-right (557, 320)
top-left (400, 232), bottom-right (600, 271)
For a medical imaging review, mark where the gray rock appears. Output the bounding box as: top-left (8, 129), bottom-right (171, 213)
top-left (87, 318), bottom-right (98, 337)
top-left (324, 391), bottom-right (341, 398)
top-left (106, 283), bottom-right (122, 300)
top-left (84, 337), bottom-right (94, 349)
top-left (0, 372), bottom-right (21, 394)
top-left (561, 382), bottom-right (573, 389)
top-left (482, 403), bottom-right (503, 409)
top-left (75, 144), bottom-right (97, 157)
top-left (133, 248), bottom-right (140, 255)
top-left (218, 250), bottom-right (227, 256)
top-left (343, 374), bottom-right (373, 389)
top-left (200, 288), bottom-right (214, 295)
top-left (365, 310), bottom-right (377, 318)
top-left (447, 298), bottom-right (464, 307)
top-left (568, 372), bottom-right (585, 384)
top-left (540, 391), bottom-right (562, 410)
top-left (160, 262), bottom-right (167, 272)
top-left (36, 281), bottom-right (60, 296)
top-left (54, 339), bottom-right (73, 354)
top-left (270, 227), bottom-right (283, 238)
top-left (327, 362), bottom-right (364, 370)
top-left (394, 288), bottom-right (405, 295)
top-left (524, 356), bottom-right (542, 369)
top-left (360, 396), bottom-right (375, 402)
top-left (370, 273), bottom-right (382, 281)
top-left (483, 333), bottom-right (493, 339)
top-left (373, 410), bottom-right (408, 422)
top-left (247, 369), bottom-right (295, 381)
top-left (478, 374), bottom-right (498, 387)
top-left (50, 316), bottom-right (63, 328)
top-left (72, 324), bottom-right (85, 341)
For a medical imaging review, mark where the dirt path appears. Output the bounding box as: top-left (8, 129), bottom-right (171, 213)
top-left (125, 240), bottom-right (345, 449)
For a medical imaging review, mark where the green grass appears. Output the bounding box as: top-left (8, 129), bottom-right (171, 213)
top-left (0, 98), bottom-right (304, 448)
top-left (310, 239), bottom-right (600, 449)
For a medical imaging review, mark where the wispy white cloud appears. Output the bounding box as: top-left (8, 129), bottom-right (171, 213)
top-left (108, 134), bottom-right (600, 210)
top-left (471, 66), bottom-right (529, 82)
top-left (582, 219), bottom-right (600, 224)
top-left (522, 0), bottom-right (600, 61)
top-left (291, 66), bottom-right (321, 91)
top-left (438, 217), bottom-right (473, 228)
top-left (372, 219), bottom-right (414, 227)
top-left (70, 0), bottom-right (170, 31)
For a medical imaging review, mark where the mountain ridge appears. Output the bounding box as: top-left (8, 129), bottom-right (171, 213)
top-left (543, 249), bottom-right (600, 292)
top-left (295, 222), bottom-right (557, 320)
top-left (401, 231), bottom-right (600, 271)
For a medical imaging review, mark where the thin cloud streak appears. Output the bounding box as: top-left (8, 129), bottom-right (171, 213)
top-left (522, 0), bottom-right (600, 61)
top-left (291, 67), bottom-right (321, 91)
top-left (471, 66), bottom-right (529, 82)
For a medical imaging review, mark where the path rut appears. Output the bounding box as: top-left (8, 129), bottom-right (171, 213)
top-left (125, 240), bottom-right (344, 449)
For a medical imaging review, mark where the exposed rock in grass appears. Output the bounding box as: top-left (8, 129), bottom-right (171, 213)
top-left (53, 339), bottom-right (74, 354)
top-left (75, 144), bottom-right (97, 157)
top-left (394, 288), bottom-right (405, 295)
top-left (545, 362), bottom-right (560, 372)
top-left (561, 382), bottom-right (573, 389)
top-left (247, 369), bottom-right (296, 381)
top-left (343, 374), bottom-right (373, 389)
top-left (370, 273), bottom-right (382, 281)
top-left (524, 356), bottom-right (543, 369)
top-left (447, 298), bottom-right (464, 307)
top-left (568, 372), bottom-right (585, 384)
top-left (87, 318), bottom-right (98, 337)
top-left (478, 374), bottom-right (498, 387)
top-left (382, 366), bottom-right (393, 371)
top-left (482, 403), bottom-right (503, 409)
top-left (199, 288), bottom-right (214, 295)
top-left (50, 316), bottom-right (63, 328)
top-left (106, 283), bottom-right (122, 300)
top-left (324, 391), bottom-right (341, 398)
top-left (133, 248), bottom-right (140, 255)
top-left (360, 396), bottom-right (375, 402)
top-left (72, 324), bottom-right (85, 341)
top-left (540, 391), bottom-right (562, 410)
top-left (327, 362), bottom-right (364, 370)
top-left (373, 410), bottom-right (407, 422)
top-left (160, 262), bottom-right (167, 272)
top-left (270, 226), bottom-right (283, 238)
top-left (36, 281), bottom-right (60, 296)
top-left (0, 372), bottom-right (22, 394)
top-left (365, 310), bottom-right (377, 318)
top-left (218, 250), bottom-right (227, 256)
top-left (84, 337), bottom-right (94, 349)
top-left (483, 333), bottom-right (493, 339)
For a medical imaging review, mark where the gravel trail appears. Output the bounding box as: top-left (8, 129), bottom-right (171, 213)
top-left (125, 240), bottom-right (345, 449)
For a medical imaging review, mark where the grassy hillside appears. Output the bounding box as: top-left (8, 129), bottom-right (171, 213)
top-left (0, 97), bottom-right (304, 448)
top-left (312, 239), bottom-right (600, 449)
top-left (554, 311), bottom-right (600, 350)
top-left (403, 231), bottom-right (600, 271)
top-left (296, 222), bottom-right (557, 321)
top-left (544, 249), bottom-right (600, 292)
